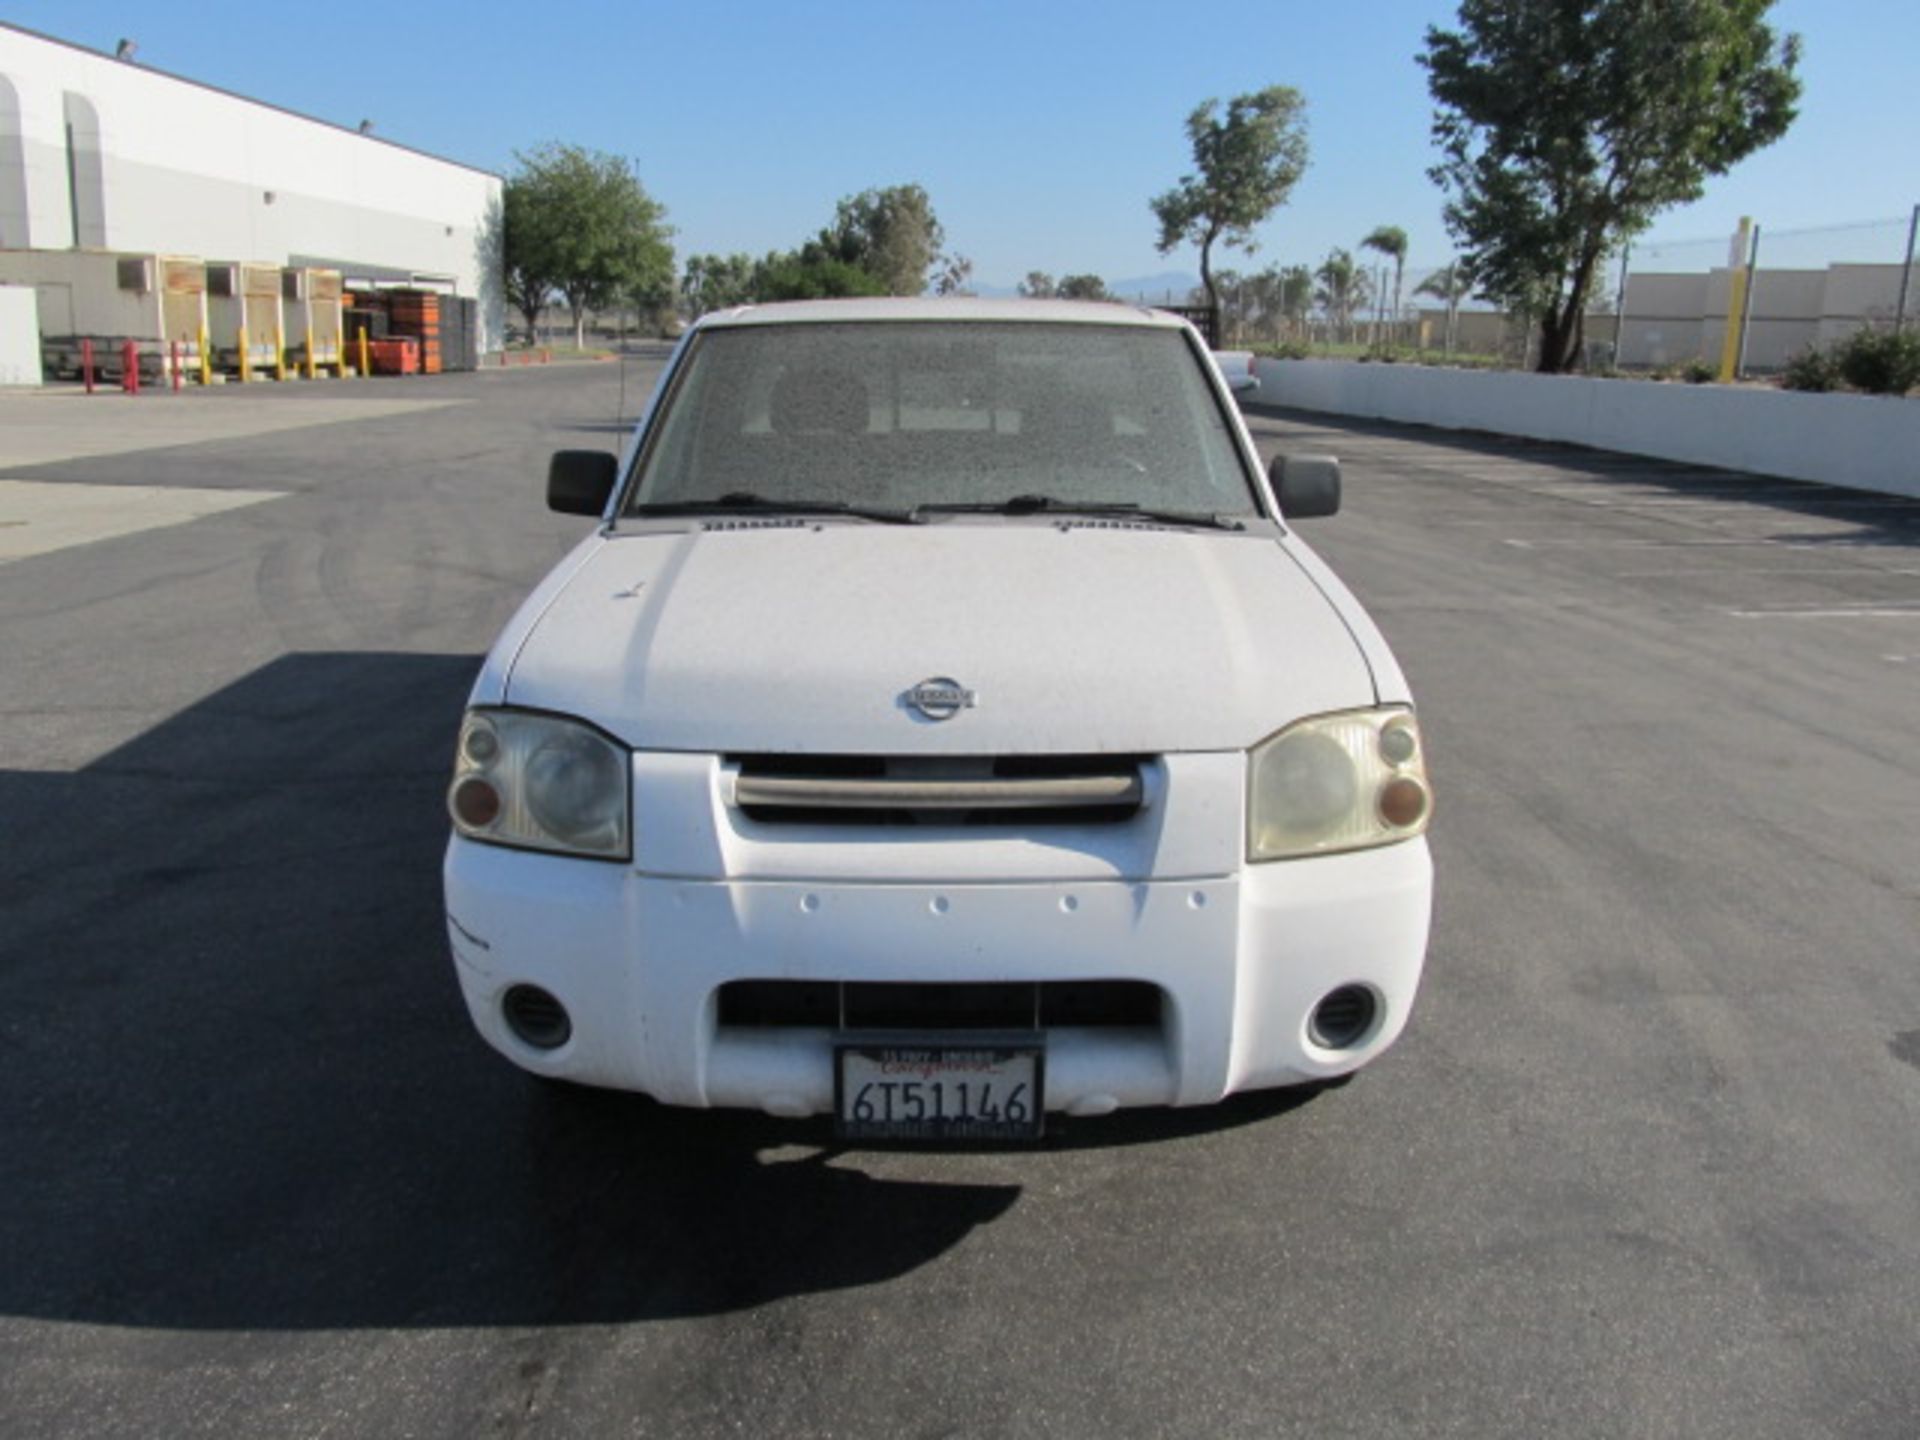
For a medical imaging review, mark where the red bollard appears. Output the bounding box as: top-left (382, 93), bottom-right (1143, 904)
top-left (541, 348), bottom-right (551, 365)
top-left (499, 349), bottom-right (507, 368)
top-left (82, 338), bottom-right (95, 394)
top-left (122, 340), bottom-right (140, 395)
top-left (170, 341), bottom-right (182, 392)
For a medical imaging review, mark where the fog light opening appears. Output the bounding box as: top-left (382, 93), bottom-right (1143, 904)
top-left (503, 984), bottom-right (572, 1050)
top-left (451, 775), bottom-right (503, 829)
top-left (1309, 984), bottom-right (1379, 1051)
top-left (1379, 776), bottom-right (1429, 830)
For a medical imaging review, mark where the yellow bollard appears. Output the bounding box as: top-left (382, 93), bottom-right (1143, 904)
top-left (198, 326), bottom-right (211, 386)
top-left (357, 328), bottom-right (371, 379)
top-left (275, 325), bottom-right (287, 382)
top-left (239, 329), bottom-right (251, 384)
top-left (1718, 216), bottom-right (1753, 383)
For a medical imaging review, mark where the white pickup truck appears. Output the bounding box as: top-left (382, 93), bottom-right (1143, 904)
top-left (1211, 347), bottom-right (1261, 395)
top-left (444, 298), bottom-right (1431, 1141)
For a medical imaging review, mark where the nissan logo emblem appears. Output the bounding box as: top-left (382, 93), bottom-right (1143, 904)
top-left (904, 677), bottom-right (978, 722)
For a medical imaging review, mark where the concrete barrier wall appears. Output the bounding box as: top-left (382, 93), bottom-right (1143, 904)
top-left (1253, 357), bottom-right (1920, 500)
top-left (0, 283), bottom-right (41, 385)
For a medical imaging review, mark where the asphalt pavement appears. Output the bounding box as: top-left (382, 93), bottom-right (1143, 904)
top-left (2, 358), bottom-right (1916, 1438)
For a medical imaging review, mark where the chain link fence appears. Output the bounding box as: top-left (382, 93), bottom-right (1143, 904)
top-left (1209, 207), bottom-right (1919, 373)
top-left (1615, 212), bottom-right (1916, 373)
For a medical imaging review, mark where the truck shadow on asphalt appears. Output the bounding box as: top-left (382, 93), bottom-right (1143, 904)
top-left (0, 651), bottom-right (1314, 1331)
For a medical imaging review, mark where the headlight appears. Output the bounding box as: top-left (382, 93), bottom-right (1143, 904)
top-left (449, 709), bottom-right (631, 860)
top-left (1248, 707), bottom-right (1431, 861)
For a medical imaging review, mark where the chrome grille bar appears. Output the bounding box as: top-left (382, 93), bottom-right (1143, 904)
top-left (734, 772), bottom-right (1142, 811)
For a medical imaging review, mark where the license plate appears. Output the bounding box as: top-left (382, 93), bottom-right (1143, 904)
top-left (835, 1043), bottom-right (1044, 1141)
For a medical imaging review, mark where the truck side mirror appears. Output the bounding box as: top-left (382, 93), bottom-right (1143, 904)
top-left (1269, 453), bottom-right (1341, 519)
top-left (547, 450), bottom-right (619, 516)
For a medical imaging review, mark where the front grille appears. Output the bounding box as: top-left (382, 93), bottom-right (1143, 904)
top-left (717, 980), bottom-right (1163, 1031)
top-left (731, 754), bottom-right (1149, 827)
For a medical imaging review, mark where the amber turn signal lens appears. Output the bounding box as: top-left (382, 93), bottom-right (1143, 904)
top-left (452, 775), bottom-right (503, 828)
top-left (1379, 776), bottom-right (1429, 829)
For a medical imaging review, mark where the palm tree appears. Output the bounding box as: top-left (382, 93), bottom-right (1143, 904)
top-left (1314, 248), bottom-right (1371, 345)
top-left (1414, 259), bottom-right (1476, 355)
top-left (1208, 269), bottom-right (1245, 341)
top-left (1279, 264), bottom-right (1312, 340)
top-left (1236, 267), bottom-right (1271, 342)
top-left (1361, 226), bottom-right (1409, 349)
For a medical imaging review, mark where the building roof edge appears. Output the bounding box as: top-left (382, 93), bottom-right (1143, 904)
top-left (0, 20), bottom-right (504, 183)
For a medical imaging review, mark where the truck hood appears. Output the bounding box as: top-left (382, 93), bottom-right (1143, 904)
top-left (502, 522), bottom-right (1376, 754)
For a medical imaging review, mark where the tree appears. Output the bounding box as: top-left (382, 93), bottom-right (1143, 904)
top-left (1018, 271), bottom-right (1057, 299)
top-left (1361, 225), bottom-right (1409, 345)
top-left (1056, 274), bottom-right (1111, 302)
top-left (1150, 86), bottom-right (1310, 313)
top-left (1244, 264), bottom-right (1312, 343)
top-left (933, 253), bottom-right (975, 297)
top-left (502, 143), bottom-right (674, 349)
top-left (1414, 259), bottom-right (1476, 353)
top-left (621, 256), bottom-right (676, 326)
top-left (1232, 267), bottom-right (1272, 342)
top-left (682, 253), bottom-right (755, 316)
top-left (1422, 0), bottom-right (1800, 373)
top-left (1279, 264), bottom-right (1314, 334)
top-left (750, 251), bottom-right (888, 302)
top-left (1222, 264), bottom-right (1308, 345)
top-left (808, 184), bottom-right (945, 295)
top-left (1207, 269), bottom-right (1246, 339)
top-left (1314, 249), bottom-right (1372, 344)
top-left (501, 181), bottom-right (558, 346)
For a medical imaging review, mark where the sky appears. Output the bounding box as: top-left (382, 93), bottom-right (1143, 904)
top-left (9, 0), bottom-right (1915, 292)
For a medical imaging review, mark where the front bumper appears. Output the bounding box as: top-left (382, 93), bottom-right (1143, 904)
top-left (443, 835), bottom-right (1432, 1116)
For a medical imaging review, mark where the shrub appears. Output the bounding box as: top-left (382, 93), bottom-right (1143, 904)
top-left (1833, 327), bottom-right (1920, 396)
top-left (1779, 345), bottom-right (1838, 392)
top-left (1680, 358), bottom-right (1717, 385)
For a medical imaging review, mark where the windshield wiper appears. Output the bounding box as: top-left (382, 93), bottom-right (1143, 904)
top-left (914, 496), bottom-right (1246, 531)
top-left (630, 491), bottom-right (924, 525)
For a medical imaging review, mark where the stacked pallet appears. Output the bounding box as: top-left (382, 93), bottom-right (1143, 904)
top-left (342, 306), bottom-right (388, 342)
top-left (440, 297), bottom-right (479, 372)
top-left (340, 291), bottom-right (389, 363)
top-left (385, 289), bottom-right (442, 374)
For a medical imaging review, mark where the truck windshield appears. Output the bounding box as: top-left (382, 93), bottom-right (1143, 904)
top-left (625, 321), bottom-right (1263, 519)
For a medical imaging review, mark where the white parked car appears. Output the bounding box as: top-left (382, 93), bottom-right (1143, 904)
top-left (1211, 348), bottom-right (1261, 394)
top-left (444, 298), bottom-right (1432, 1140)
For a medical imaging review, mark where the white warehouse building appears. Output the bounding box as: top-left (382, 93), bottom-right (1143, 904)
top-left (0, 21), bottom-right (503, 357)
